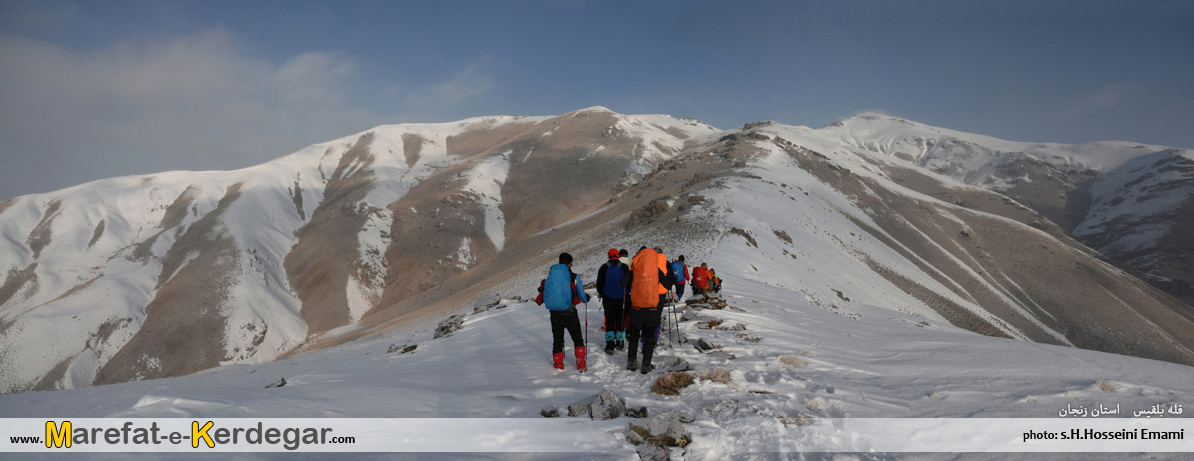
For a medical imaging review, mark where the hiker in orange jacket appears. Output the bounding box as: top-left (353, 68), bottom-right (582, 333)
top-left (626, 247), bottom-right (667, 374)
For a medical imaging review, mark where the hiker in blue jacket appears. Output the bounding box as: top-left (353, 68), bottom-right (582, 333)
top-left (534, 252), bottom-right (589, 371)
top-left (672, 255), bottom-right (689, 301)
top-left (595, 248), bottom-right (630, 355)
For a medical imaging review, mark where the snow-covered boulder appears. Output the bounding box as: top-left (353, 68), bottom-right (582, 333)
top-left (590, 388), bottom-right (626, 420)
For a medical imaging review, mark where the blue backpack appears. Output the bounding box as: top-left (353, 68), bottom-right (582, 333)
top-left (603, 261), bottom-right (626, 299)
top-left (543, 264), bottom-right (576, 311)
top-left (671, 261), bottom-right (686, 283)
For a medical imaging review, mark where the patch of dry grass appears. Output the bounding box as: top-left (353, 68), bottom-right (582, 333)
top-left (652, 372), bottom-right (695, 396)
top-left (779, 355), bottom-right (807, 367)
top-left (698, 368), bottom-right (733, 385)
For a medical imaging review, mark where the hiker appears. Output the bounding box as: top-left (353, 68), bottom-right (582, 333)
top-left (653, 248), bottom-right (677, 345)
top-left (709, 268), bottom-right (721, 293)
top-left (595, 248), bottom-right (629, 355)
top-left (617, 249), bottom-right (631, 350)
top-left (691, 262), bottom-right (709, 302)
top-left (534, 253), bottom-right (589, 372)
top-left (672, 255), bottom-right (689, 301)
top-left (626, 246), bottom-right (667, 374)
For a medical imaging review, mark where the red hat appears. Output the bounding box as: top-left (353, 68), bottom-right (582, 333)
top-left (608, 248), bottom-right (619, 259)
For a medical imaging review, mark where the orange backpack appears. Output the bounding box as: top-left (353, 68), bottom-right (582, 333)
top-left (630, 248), bottom-right (660, 309)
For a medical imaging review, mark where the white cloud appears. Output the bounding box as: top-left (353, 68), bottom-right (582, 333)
top-left (0, 29), bottom-right (383, 198)
top-left (0, 29), bottom-right (507, 199)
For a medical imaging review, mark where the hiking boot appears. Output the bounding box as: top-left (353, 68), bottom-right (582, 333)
top-left (615, 340), bottom-right (625, 351)
top-left (552, 352), bottom-right (565, 370)
top-left (576, 347), bottom-right (587, 372)
top-left (640, 362), bottom-right (654, 374)
top-left (627, 358), bottom-right (638, 372)
top-left (604, 341), bottom-right (615, 355)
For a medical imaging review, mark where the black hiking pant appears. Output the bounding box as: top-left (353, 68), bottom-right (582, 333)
top-left (627, 307), bottom-right (662, 365)
top-left (550, 310), bottom-right (584, 354)
top-left (675, 283), bottom-right (686, 300)
top-left (602, 296), bottom-right (625, 338)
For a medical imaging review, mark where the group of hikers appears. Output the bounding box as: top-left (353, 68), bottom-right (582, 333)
top-left (534, 247), bottom-right (722, 374)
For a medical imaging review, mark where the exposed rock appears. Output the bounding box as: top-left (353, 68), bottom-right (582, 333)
top-left (434, 315), bottom-right (464, 339)
top-left (666, 361), bottom-right (692, 373)
top-left (708, 350), bottom-right (737, 360)
top-left (728, 227), bottom-right (758, 247)
top-left (628, 198), bottom-right (672, 227)
top-left (386, 344), bottom-right (417, 354)
top-left (540, 406), bottom-right (559, 418)
top-left (629, 410), bottom-right (692, 447)
top-left (472, 293), bottom-right (501, 313)
top-left (635, 444), bottom-right (669, 461)
top-left (714, 323), bottom-right (746, 332)
top-left (625, 406), bottom-right (649, 418)
top-left (568, 394), bottom-right (597, 417)
top-left (736, 333), bottom-right (762, 343)
top-left (773, 229), bottom-right (793, 244)
top-left (695, 338), bottom-right (720, 352)
top-left (265, 378), bottom-right (286, 388)
top-left (695, 319), bottom-right (723, 330)
top-left (590, 388), bottom-right (626, 420)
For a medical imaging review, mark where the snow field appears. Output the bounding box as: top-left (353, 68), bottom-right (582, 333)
top-left (5, 276), bottom-right (1191, 457)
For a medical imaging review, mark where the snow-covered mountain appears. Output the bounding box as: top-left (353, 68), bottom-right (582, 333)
top-left (2, 107), bottom-right (1193, 397)
top-left (823, 113), bottom-right (1194, 306)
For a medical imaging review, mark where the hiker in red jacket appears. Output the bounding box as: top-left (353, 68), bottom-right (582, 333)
top-left (691, 262), bottom-right (709, 302)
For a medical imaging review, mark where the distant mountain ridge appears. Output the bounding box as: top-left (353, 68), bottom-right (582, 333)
top-left (2, 107), bottom-right (1192, 393)
top-left (823, 112), bottom-right (1194, 305)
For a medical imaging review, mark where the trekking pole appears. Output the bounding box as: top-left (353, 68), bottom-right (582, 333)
top-left (584, 301), bottom-right (589, 347)
top-left (671, 291), bottom-right (680, 344)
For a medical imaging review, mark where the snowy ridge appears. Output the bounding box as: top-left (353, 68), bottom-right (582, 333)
top-left (822, 112), bottom-right (1169, 178)
top-left (0, 115), bottom-right (550, 391)
top-left (0, 109), bottom-right (709, 392)
top-left (1075, 149), bottom-right (1194, 248)
top-left (823, 113), bottom-right (1194, 307)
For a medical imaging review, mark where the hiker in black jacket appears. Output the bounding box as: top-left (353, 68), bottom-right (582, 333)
top-left (595, 248), bottom-right (629, 355)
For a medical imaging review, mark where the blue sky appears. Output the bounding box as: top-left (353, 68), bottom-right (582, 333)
top-left (1, 0), bottom-right (1192, 199)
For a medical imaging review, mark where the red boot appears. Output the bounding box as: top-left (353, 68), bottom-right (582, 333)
top-left (552, 352), bottom-right (565, 370)
top-left (575, 347), bottom-right (587, 372)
